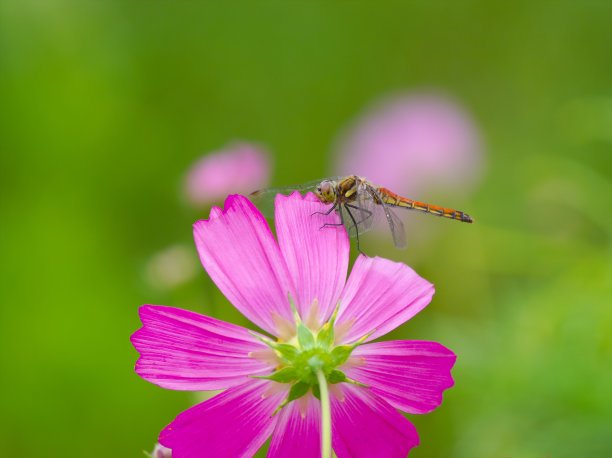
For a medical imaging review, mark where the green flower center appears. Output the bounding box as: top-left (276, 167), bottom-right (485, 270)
top-left (254, 306), bottom-right (368, 413)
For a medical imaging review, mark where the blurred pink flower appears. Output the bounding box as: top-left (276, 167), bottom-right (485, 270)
top-left (132, 193), bottom-right (455, 457)
top-left (144, 244), bottom-right (198, 291)
top-left (334, 93), bottom-right (483, 197)
top-left (184, 142), bottom-right (270, 206)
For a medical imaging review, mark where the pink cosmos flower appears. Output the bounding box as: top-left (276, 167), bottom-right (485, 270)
top-left (131, 192), bottom-right (456, 458)
top-left (184, 142), bottom-right (270, 206)
top-left (334, 92), bottom-right (483, 198)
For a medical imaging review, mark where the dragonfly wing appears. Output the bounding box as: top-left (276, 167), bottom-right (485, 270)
top-left (364, 184), bottom-right (408, 249)
top-left (384, 205), bottom-right (407, 249)
top-left (248, 191), bottom-right (276, 218)
top-left (340, 192), bottom-right (377, 238)
top-left (340, 200), bottom-right (407, 248)
top-left (249, 179), bottom-right (325, 217)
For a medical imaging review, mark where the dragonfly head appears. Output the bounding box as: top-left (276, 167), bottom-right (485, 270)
top-left (315, 180), bottom-right (336, 204)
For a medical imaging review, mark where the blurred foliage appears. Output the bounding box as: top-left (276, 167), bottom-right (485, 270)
top-left (0, 1), bottom-right (611, 457)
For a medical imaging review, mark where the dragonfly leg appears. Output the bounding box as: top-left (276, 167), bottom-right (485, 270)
top-left (319, 204), bottom-right (344, 229)
top-left (311, 202), bottom-right (337, 217)
top-left (344, 205), bottom-right (365, 254)
top-left (345, 204), bottom-right (373, 226)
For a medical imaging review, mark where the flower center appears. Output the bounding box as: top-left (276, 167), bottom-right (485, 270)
top-left (254, 305), bottom-right (368, 412)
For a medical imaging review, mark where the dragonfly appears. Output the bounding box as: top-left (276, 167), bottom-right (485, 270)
top-left (250, 175), bottom-right (473, 250)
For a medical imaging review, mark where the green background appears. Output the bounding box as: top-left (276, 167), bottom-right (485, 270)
top-left (1, 1), bottom-right (611, 457)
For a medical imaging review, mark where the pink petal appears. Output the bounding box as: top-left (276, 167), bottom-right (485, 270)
top-left (193, 195), bottom-right (295, 335)
top-left (343, 340), bottom-right (456, 414)
top-left (275, 192), bottom-right (349, 323)
top-left (268, 394), bottom-right (321, 458)
top-left (335, 256), bottom-right (434, 344)
top-left (160, 380), bottom-right (287, 458)
top-left (131, 305), bottom-right (274, 390)
top-left (331, 385), bottom-right (419, 458)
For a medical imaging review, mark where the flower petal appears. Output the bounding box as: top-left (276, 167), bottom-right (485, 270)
top-left (268, 394), bottom-right (321, 458)
top-left (160, 380), bottom-right (287, 458)
top-left (331, 385), bottom-right (419, 458)
top-left (343, 340), bottom-right (456, 414)
top-left (131, 305), bottom-right (274, 390)
top-left (275, 192), bottom-right (349, 323)
top-left (335, 256), bottom-right (434, 344)
top-left (193, 195), bottom-right (295, 335)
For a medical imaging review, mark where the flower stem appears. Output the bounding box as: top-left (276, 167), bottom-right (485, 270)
top-left (316, 369), bottom-right (332, 458)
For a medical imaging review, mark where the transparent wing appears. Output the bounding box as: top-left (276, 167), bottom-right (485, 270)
top-left (363, 185), bottom-right (408, 249)
top-left (339, 191), bottom-right (377, 238)
top-left (249, 178), bottom-right (333, 217)
top-left (383, 205), bottom-right (407, 249)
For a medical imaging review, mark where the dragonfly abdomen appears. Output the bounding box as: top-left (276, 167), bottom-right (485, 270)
top-left (378, 187), bottom-right (473, 223)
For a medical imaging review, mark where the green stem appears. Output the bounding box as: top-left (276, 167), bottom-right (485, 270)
top-left (316, 369), bottom-right (332, 458)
